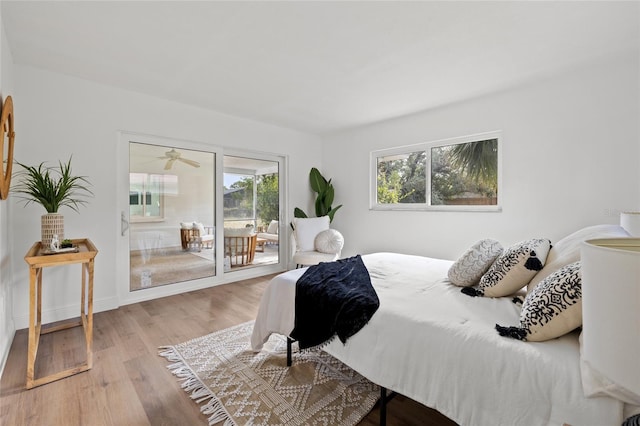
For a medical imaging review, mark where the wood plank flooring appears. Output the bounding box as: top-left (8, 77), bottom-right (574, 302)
top-left (0, 274), bottom-right (457, 426)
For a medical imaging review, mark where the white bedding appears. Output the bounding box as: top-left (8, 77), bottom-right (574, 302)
top-left (251, 252), bottom-right (624, 426)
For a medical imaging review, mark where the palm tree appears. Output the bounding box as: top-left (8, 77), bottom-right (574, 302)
top-left (449, 138), bottom-right (498, 191)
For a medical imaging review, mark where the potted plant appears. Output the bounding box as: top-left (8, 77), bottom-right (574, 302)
top-left (293, 167), bottom-right (342, 225)
top-left (12, 156), bottom-right (93, 249)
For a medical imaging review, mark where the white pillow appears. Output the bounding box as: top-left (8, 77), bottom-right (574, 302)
top-left (448, 239), bottom-right (503, 287)
top-left (293, 216), bottom-right (330, 251)
top-left (474, 238), bottom-right (552, 297)
top-left (224, 227), bottom-right (254, 237)
top-left (193, 222), bottom-right (205, 235)
top-left (527, 224), bottom-right (630, 293)
top-left (315, 229), bottom-right (344, 254)
top-left (266, 220), bottom-right (279, 235)
top-left (180, 221), bottom-right (193, 229)
top-left (496, 261), bottom-right (582, 342)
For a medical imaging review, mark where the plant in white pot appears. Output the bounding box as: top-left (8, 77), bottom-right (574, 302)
top-left (13, 157), bottom-right (93, 249)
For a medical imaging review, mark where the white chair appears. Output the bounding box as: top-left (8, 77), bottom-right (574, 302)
top-left (257, 219), bottom-right (279, 244)
top-left (291, 216), bottom-right (344, 268)
top-left (180, 221), bottom-right (214, 251)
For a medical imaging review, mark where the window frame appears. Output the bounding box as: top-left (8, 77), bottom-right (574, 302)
top-left (129, 172), bottom-right (166, 223)
top-left (370, 131), bottom-right (502, 212)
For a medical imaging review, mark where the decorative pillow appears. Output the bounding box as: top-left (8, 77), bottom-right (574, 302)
top-left (526, 224), bottom-right (630, 293)
top-left (293, 216), bottom-right (330, 251)
top-left (193, 222), bottom-right (205, 235)
top-left (448, 239), bottom-right (503, 287)
top-left (224, 227), bottom-right (254, 237)
top-left (180, 221), bottom-right (193, 229)
top-left (315, 229), bottom-right (344, 254)
top-left (496, 261), bottom-right (582, 342)
top-left (266, 220), bottom-right (279, 235)
top-left (463, 238), bottom-right (552, 297)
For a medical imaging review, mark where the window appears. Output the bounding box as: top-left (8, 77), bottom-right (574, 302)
top-left (371, 131), bottom-right (501, 211)
top-left (129, 173), bottom-right (177, 222)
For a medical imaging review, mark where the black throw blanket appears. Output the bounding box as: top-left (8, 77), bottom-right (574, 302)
top-left (290, 255), bottom-right (379, 350)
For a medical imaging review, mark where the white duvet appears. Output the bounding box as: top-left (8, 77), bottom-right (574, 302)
top-left (251, 252), bottom-right (623, 426)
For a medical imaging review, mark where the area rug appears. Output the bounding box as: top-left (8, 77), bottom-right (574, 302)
top-left (159, 321), bottom-right (379, 426)
top-left (130, 247), bottom-right (215, 290)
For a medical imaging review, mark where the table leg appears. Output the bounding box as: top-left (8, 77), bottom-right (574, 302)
top-left (86, 259), bottom-right (94, 368)
top-left (26, 267), bottom-right (39, 388)
top-left (81, 262), bottom-right (86, 317)
top-left (36, 269), bottom-right (42, 327)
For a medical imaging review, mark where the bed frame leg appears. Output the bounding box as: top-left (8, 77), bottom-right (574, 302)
top-left (380, 387), bottom-right (387, 426)
top-left (286, 337), bottom-right (294, 366)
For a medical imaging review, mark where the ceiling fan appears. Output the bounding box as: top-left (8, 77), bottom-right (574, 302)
top-left (160, 149), bottom-right (201, 170)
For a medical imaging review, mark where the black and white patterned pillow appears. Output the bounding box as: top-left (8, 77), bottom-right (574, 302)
top-left (464, 238), bottom-right (551, 297)
top-left (496, 261), bottom-right (582, 342)
top-left (448, 239), bottom-right (503, 287)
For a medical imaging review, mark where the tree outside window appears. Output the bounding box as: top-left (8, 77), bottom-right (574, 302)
top-left (224, 173), bottom-right (279, 228)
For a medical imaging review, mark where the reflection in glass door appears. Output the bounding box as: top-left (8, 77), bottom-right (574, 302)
top-left (129, 143), bottom-right (215, 290)
top-left (223, 155), bottom-right (280, 271)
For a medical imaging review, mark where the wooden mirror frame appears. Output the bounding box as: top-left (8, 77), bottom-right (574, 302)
top-left (0, 95), bottom-right (15, 200)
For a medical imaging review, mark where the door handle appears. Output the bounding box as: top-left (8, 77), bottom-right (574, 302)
top-left (121, 211), bottom-right (129, 236)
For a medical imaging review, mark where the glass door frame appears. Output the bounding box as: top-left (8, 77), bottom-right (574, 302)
top-left (116, 132), bottom-right (288, 306)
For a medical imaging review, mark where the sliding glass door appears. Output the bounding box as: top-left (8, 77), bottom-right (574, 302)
top-left (117, 133), bottom-right (287, 305)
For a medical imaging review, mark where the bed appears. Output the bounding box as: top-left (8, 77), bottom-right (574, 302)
top-left (251, 225), bottom-right (636, 426)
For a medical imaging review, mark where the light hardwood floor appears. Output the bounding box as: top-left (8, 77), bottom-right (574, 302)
top-left (0, 274), bottom-right (457, 426)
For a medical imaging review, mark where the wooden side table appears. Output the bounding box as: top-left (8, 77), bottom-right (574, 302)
top-left (23, 238), bottom-right (98, 389)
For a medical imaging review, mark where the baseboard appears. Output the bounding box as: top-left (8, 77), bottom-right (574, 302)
top-left (0, 321), bottom-right (15, 381)
top-left (12, 296), bottom-right (119, 331)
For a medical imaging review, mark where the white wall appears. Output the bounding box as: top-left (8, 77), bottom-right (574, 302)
top-left (0, 10), bottom-right (15, 377)
top-left (9, 64), bottom-right (322, 329)
top-left (323, 53), bottom-right (640, 261)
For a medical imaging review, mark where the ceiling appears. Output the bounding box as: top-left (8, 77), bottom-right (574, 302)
top-left (129, 142), bottom-right (278, 176)
top-left (2, 1), bottom-right (638, 135)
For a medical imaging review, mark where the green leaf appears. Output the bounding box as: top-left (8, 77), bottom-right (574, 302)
top-left (315, 195), bottom-right (326, 217)
top-left (12, 157), bottom-right (93, 214)
top-left (327, 205), bottom-right (342, 222)
top-left (309, 167), bottom-right (327, 194)
top-left (301, 167), bottom-right (342, 222)
top-left (324, 185), bottom-right (334, 207)
top-left (293, 207), bottom-right (308, 218)
top-left (449, 138), bottom-right (498, 186)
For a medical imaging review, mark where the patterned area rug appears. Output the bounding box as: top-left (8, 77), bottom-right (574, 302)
top-left (159, 321), bottom-right (379, 426)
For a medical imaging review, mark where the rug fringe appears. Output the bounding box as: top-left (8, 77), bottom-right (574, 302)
top-left (202, 397), bottom-right (236, 426)
top-left (159, 346), bottom-right (235, 426)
